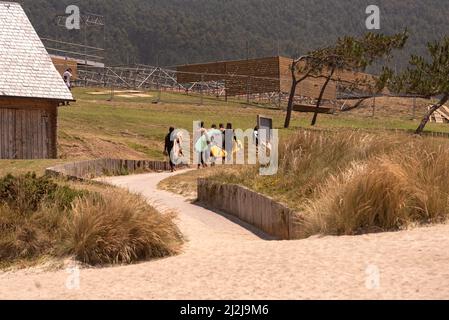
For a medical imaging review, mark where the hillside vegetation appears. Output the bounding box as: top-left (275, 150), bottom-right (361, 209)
top-left (21, 0), bottom-right (449, 67)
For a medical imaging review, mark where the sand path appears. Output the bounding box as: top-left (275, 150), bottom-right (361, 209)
top-left (1, 171), bottom-right (449, 300)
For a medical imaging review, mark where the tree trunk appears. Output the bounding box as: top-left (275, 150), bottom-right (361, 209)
top-left (284, 59), bottom-right (299, 129)
top-left (284, 56), bottom-right (310, 129)
top-left (311, 67), bottom-right (335, 126)
top-left (415, 94), bottom-right (449, 135)
top-left (284, 79), bottom-right (298, 128)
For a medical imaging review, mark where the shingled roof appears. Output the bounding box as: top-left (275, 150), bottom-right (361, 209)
top-left (0, 1), bottom-right (73, 101)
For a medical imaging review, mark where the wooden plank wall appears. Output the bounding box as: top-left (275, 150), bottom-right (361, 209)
top-left (176, 56), bottom-right (358, 99)
top-left (0, 98), bottom-right (57, 159)
top-left (177, 57), bottom-right (281, 96)
top-left (176, 57), bottom-right (376, 100)
top-left (197, 178), bottom-right (302, 240)
top-left (177, 61), bottom-right (226, 83)
top-left (225, 57), bottom-right (280, 96)
top-left (0, 108), bottom-right (14, 159)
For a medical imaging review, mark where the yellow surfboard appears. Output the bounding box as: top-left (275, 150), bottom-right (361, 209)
top-left (210, 145), bottom-right (227, 158)
top-left (232, 140), bottom-right (243, 154)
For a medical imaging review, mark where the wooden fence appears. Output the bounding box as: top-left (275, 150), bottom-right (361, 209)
top-left (46, 159), bottom-right (182, 180)
top-left (197, 178), bottom-right (302, 240)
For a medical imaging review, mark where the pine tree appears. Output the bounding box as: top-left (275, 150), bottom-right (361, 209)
top-left (384, 37), bottom-right (449, 134)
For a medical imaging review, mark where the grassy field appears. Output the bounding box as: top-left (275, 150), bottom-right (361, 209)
top-left (1, 87), bottom-right (449, 175)
top-left (57, 88), bottom-right (302, 160)
top-left (0, 160), bottom-right (68, 178)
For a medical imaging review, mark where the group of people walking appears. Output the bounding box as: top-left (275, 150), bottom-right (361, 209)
top-left (163, 122), bottom-right (242, 172)
top-left (195, 122), bottom-right (240, 169)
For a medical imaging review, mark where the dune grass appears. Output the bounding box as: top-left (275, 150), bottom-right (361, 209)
top-left (209, 130), bottom-right (449, 238)
top-left (301, 149), bottom-right (449, 238)
top-left (65, 190), bottom-right (183, 266)
top-left (0, 173), bottom-right (183, 268)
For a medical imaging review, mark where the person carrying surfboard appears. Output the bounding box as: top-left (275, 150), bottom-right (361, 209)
top-left (195, 121), bottom-right (209, 169)
top-left (208, 124), bottom-right (227, 167)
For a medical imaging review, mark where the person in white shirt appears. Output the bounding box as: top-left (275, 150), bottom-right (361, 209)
top-left (63, 68), bottom-right (73, 90)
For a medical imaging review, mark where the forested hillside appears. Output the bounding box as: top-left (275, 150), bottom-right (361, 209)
top-left (17, 0), bottom-right (449, 68)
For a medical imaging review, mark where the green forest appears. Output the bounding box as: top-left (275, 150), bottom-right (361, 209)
top-left (18, 0), bottom-right (449, 68)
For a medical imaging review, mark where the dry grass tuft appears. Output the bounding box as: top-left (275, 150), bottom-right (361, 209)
top-left (301, 159), bottom-right (422, 237)
top-left (66, 190), bottom-right (183, 266)
top-left (301, 146), bottom-right (449, 237)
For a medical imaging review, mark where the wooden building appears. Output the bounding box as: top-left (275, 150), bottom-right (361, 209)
top-left (0, 2), bottom-right (73, 159)
top-left (177, 56), bottom-right (377, 101)
top-left (176, 56), bottom-right (337, 100)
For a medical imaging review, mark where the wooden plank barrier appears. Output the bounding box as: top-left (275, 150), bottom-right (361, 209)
top-left (45, 158), bottom-right (185, 180)
top-left (197, 178), bottom-right (303, 240)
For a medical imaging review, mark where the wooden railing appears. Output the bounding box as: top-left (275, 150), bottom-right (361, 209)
top-left (46, 159), bottom-right (183, 180)
top-left (197, 178), bottom-right (302, 240)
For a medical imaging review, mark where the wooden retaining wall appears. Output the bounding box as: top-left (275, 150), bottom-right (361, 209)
top-left (46, 159), bottom-right (179, 180)
top-left (197, 178), bottom-right (302, 240)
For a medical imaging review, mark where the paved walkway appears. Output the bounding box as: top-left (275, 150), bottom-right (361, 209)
top-left (1, 171), bottom-right (449, 299)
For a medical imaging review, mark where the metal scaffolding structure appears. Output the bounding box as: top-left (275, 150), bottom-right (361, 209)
top-left (74, 65), bottom-right (229, 93)
top-left (43, 38), bottom-right (105, 67)
top-left (54, 12), bottom-right (106, 28)
top-left (48, 12), bottom-right (106, 66)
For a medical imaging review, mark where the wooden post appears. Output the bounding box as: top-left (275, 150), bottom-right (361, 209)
top-left (200, 74), bottom-right (204, 105)
top-left (109, 84), bottom-right (114, 101)
top-left (224, 78), bottom-right (228, 102)
top-left (157, 69), bottom-right (161, 103)
top-left (372, 96), bottom-right (376, 118)
top-left (224, 64), bottom-right (228, 102)
top-left (247, 76), bottom-right (251, 104)
top-left (412, 97), bottom-right (417, 120)
top-left (278, 90), bottom-right (282, 109)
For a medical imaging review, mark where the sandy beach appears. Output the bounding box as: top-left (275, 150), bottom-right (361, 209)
top-left (1, 171), bottom-right (449, 300)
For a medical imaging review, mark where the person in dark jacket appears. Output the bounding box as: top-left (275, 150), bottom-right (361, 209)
top-left (164, 127), bottom-right (176, 172)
